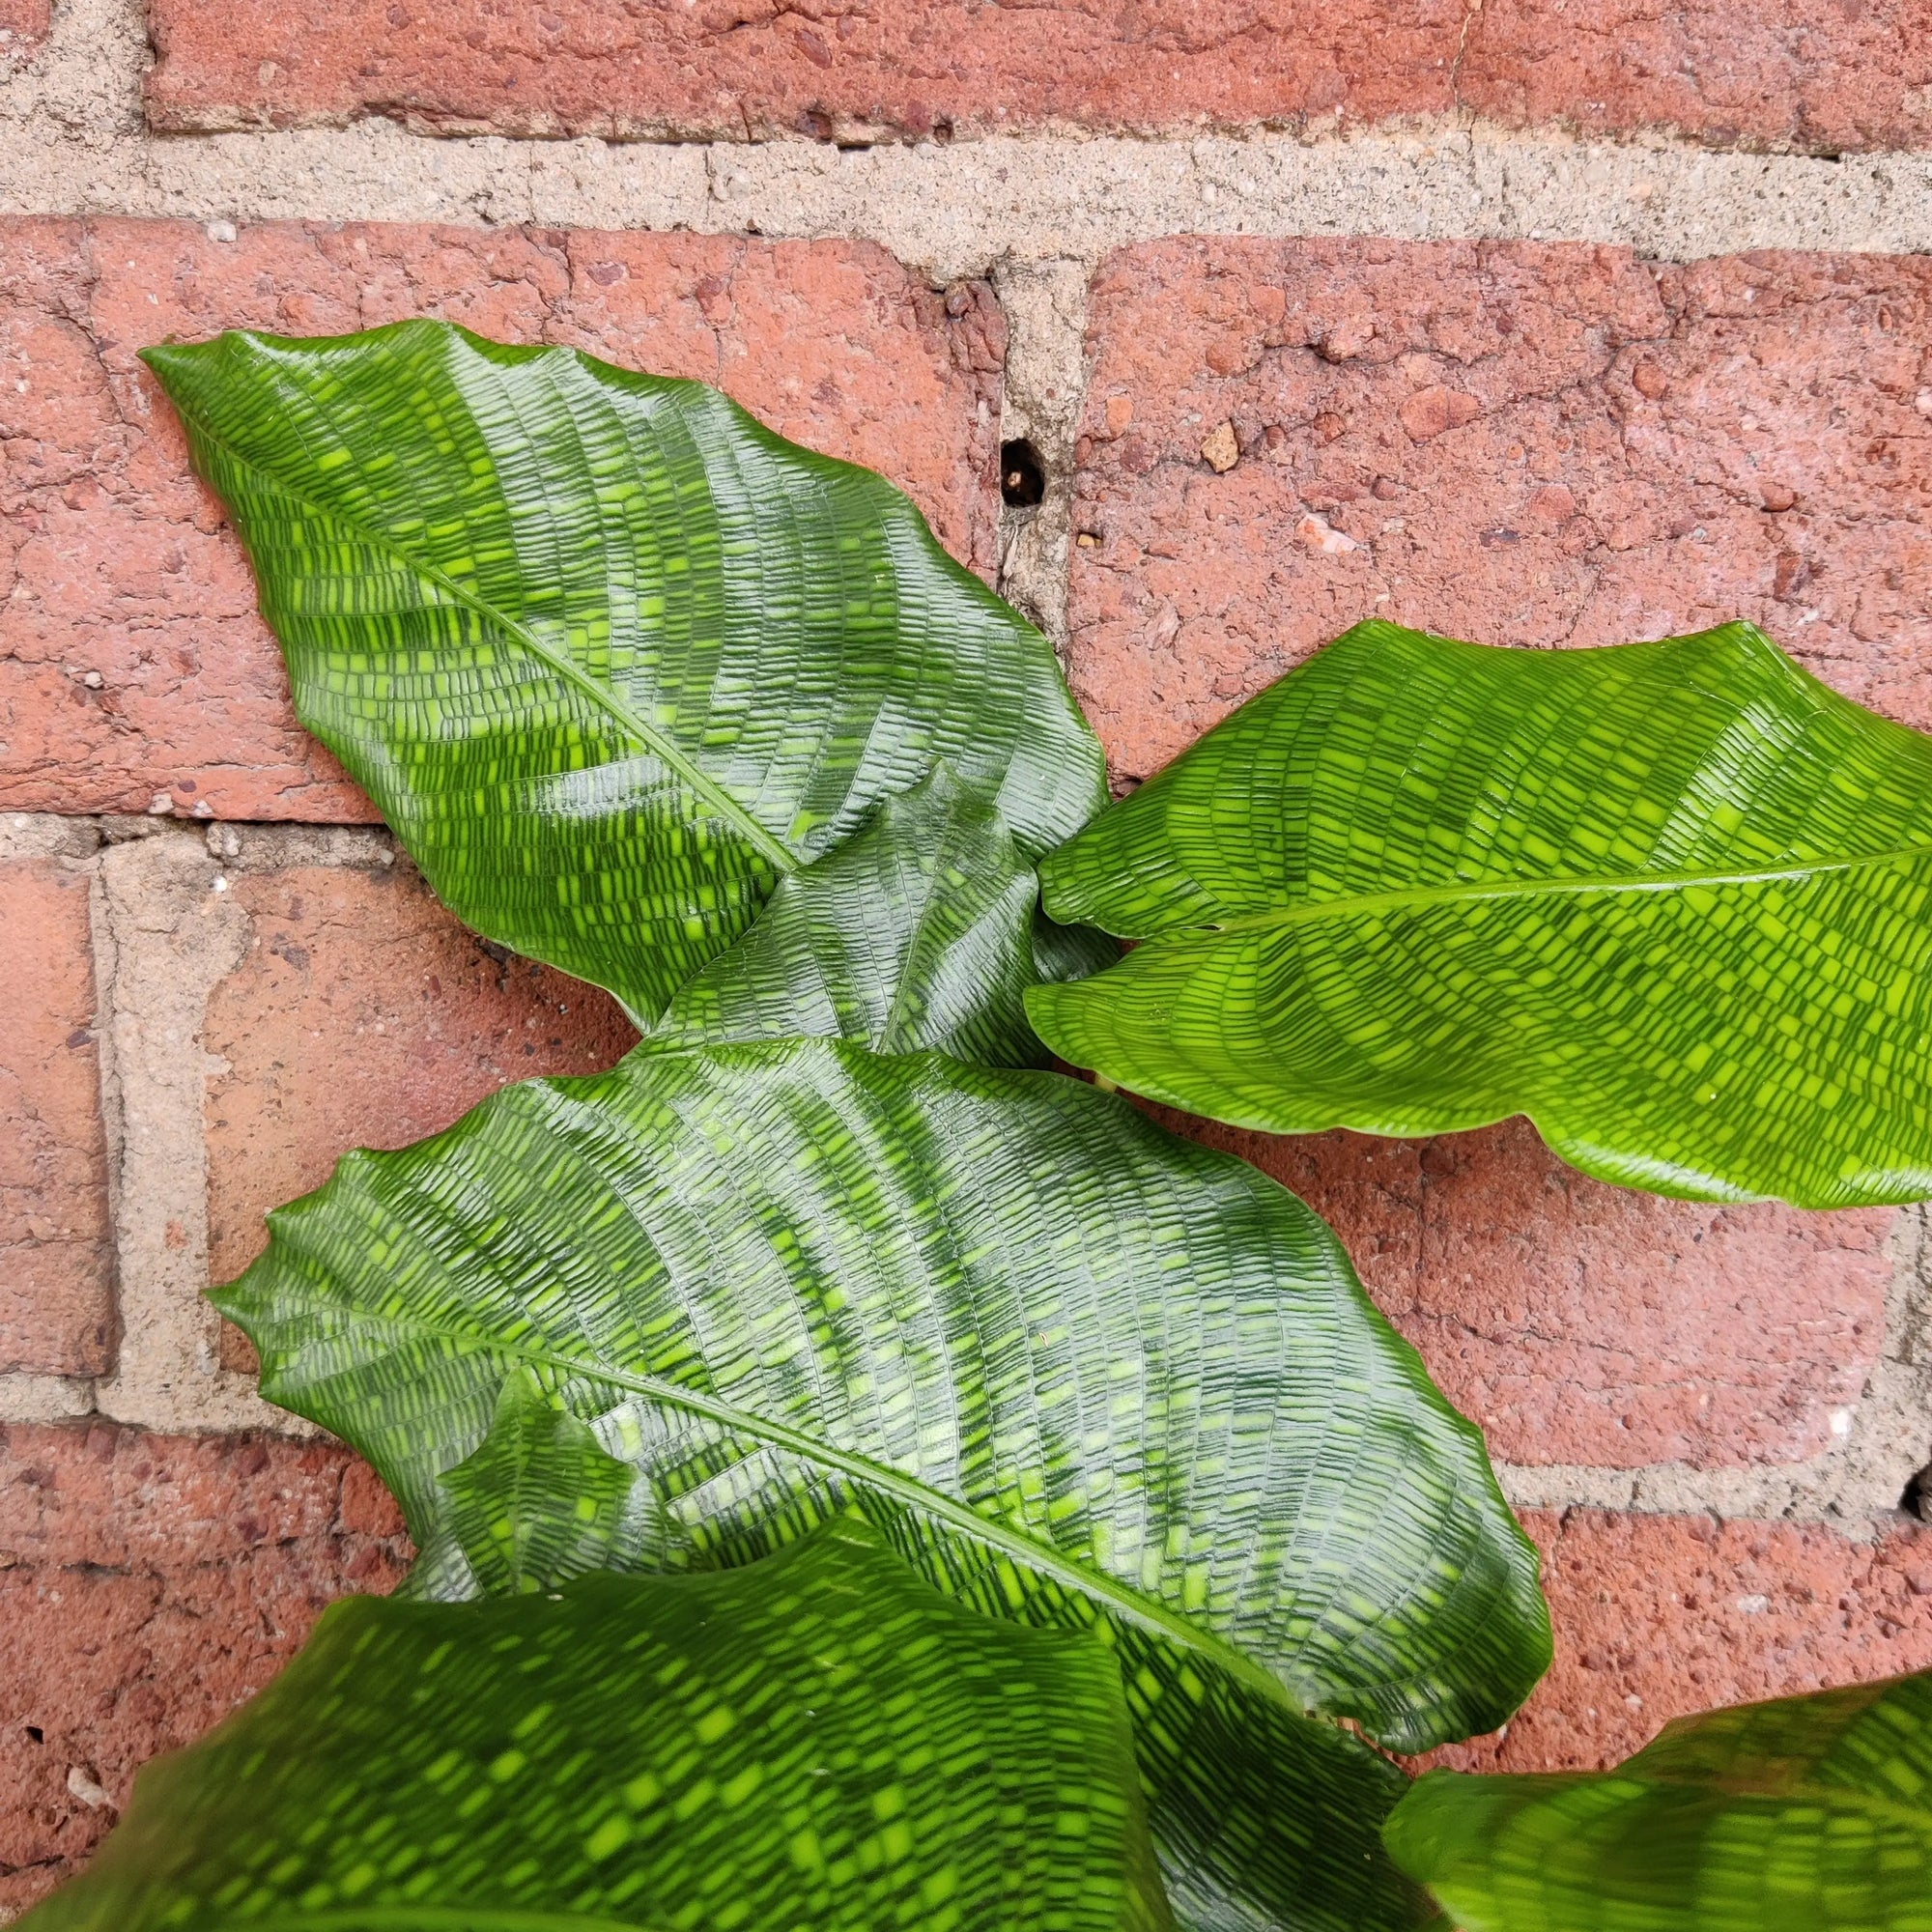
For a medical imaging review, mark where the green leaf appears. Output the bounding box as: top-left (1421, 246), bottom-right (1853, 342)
top-left (215, 1037), bottom-right (1546, 1931)
top-left (21, 1517), bottom-right (1176, 1932)
top-left (1029, 619), bottom-right (1932, 1208)
top-left (141, 322), bottom-right (1106, 1026)
top-left (649, 765), bottom-right (1116, 1065)
top-left (438, 1366), bottom-right (644, 1594)
top-left (1384, 1667), bottom-right (1932, 1932)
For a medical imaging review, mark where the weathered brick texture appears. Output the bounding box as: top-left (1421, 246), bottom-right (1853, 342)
top-left (203, 855), bottom-right (639, 1366)
top-left (2, 218), bottom-right (1005, 819)
top-left (1168, 1112), bottom-right (1893, 1470)
top-left (143, 0), bottom-right (1932, 153)
top-left (0, 850), bottom-right (112, 1377)
top-left (1084, 238), bottom-right (1927, 1471)
top-left (1430, 1508), bottom-right (1932, 1773)
top-left (1072, 240), bottom-right (1932, 776)
top-left (0, 1421), bottom-right (411, 1914)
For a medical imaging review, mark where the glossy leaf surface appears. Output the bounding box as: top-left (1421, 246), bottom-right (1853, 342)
top-left (217, 1037), bottom-right (1546, 1929)
top-left (438, 1365), bottom-right (646, 1595)
top-left (1031, 621), bottom-right (1932, 1208)
top-left (651, 766), bottom-right (1116, 1065)
top-left (23, 1518), bottom-right (1173, 1932)
top-left (1386, 1667), bottom-right (1932, 1932)
top-left (143, 323), bottom-right (1105, 1025)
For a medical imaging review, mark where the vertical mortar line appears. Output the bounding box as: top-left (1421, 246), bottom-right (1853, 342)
top-left (989, 256), bottom-right (1095, 657)
top-left (89, 825), bottom-right (306, 1434)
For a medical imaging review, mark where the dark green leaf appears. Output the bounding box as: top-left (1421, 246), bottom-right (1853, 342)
top-left (141, 323), bottom-right (1105, 1027)
top-left (649, 766), bottom-right (1117, 1065)
top-left (21, 1518), bottom-right (1174, 1932)
top-left (215, 1037), bottom-right (1546, 1930)
top-left (438, 1365), bottom-right (645, 1594)
top-left (1030, 620), bottom-right (1932, 1208)
top-left (1384, 1667), bottom-right (1932, 1932)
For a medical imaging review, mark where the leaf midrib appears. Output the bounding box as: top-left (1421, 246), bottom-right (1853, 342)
top-left (255, 1293), bottom-right (1320, 1727)
top-left (172, 399), bottom-right (798, 875)
top-left (1176, 838), bottom-right (1932, 940)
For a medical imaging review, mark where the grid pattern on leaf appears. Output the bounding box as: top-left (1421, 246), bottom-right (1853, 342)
top-left (21, 1521), bottom-right (1172, 1932)
top-left (652, 770), bottom-right (1117, 1065)
top-left (141, 323), bottom-right (1105, 1024)
top-left (1387, 1669), bottom-right (1932, 1932)
top-left (1031, 621), bottom-right (1932, 1207)
top-left (217, 1037), bottom-right (1544, 1931)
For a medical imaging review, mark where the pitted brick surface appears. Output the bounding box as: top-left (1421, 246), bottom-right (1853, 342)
top-left (2, 217), bottom-right (1006, 819)
top-left (1427, 1508), bottom-right (1932, 1773)
top-left (144, 0), bottom-right (1932, 153)
top-left (1071, 240), bottom-right (1932, 779)
top-left (0, 1421), bottom-right (411, 1914)
top-left (1163, 1111), bottom-right (1893, 1471)
top-left (0, 858), bottom-right (112, 1376)
top-left (203, 861), bottom-right (639, 1368)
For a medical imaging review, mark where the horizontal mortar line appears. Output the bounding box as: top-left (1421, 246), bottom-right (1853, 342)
top-left (3, 120), bottom-right (1932, 270)
top-left (0, 1373), bottom-right (99, 1422)
top-left (1495, 1457), bottom-right (1901, 1526)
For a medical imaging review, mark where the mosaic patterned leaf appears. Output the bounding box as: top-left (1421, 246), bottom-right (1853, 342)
top-left (216, 1037), bottom-right (1547, 1930)
top-left (651, 766), bottom-right (1117, 1065)
top-left (1386, 1667), bottom-right (1932, 1932)
top-left (142, 323), bottom-right (1105, 1027)
top-left (438, 1365), bottom-right (646, 1595)
top-left (20, 1518), bottom-right (1175, 1932)
top-left (1029, 620), bottom-right (1932, 1208)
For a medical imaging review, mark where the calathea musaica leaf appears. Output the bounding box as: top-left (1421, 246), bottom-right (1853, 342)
top-left (21, 1518), bottom-right (1175, 1932)
top-left (650, 764), bottom-right (1118, 1065)
top-left (1385, 1665), bottom-right (1932, 1932)
top-left (216, 1037), bottom-right (1549, 1932)
top-left (141, 322), bottom-right (1107, 1034)
top-left (1029, 619), bottom-right (1932, 1208)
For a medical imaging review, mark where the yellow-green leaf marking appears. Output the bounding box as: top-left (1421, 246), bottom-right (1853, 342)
top-left (1030, 620), bottom-right (1932, 1208)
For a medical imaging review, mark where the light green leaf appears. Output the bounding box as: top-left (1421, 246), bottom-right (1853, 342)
top-left (141, 322), bottom-right (1105, 1027)
top-left (650, 766), bottom-right (1116, 1064)
top-left (438, 1366), bottom-right (645, 1594)
top-left (1029, 620), bottom-right (1932, 1208)
top-left (214, 1037), bottom-right (1546, 1931)
top-left (1384, 1667), bottom-right (1932, 1932)
top-left (21, 1517), bottom-right (1175, 1932)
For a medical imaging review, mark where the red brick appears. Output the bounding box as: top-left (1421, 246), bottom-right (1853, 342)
top-left (203, 860), bottom-right (639, 1367)
top-left (142, 0), bottom-right (1464, 141)
top-left (0, 0), bottom-right (48, 54)
top-left (140, 0), bottom-right (1932, 152)
top-left (1072, 241), bottom-right (1932, 778)
top-left (0, 1421), bottom-right (411, 1912)
top-left (1468, 0), bottom-right (1932, 155)
top-left (1161, 1112), bottom-right (1891, 1469)
top-left (2, 217), bottom-right (1005, 819)
top-left (1425, 1509), bottom-right (1932, 1774)
top-left (0, 857), bottom-right (113, 1376)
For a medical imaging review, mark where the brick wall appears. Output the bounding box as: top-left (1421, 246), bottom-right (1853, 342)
top-left (5, 0), bottom-right (1932, 1912)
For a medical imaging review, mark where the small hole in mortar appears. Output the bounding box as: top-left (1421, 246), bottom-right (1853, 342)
top-left (1900, 1463), bottom-right (1932, 1520)
top-left (1001, 440), bottom-right (1045, 509)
